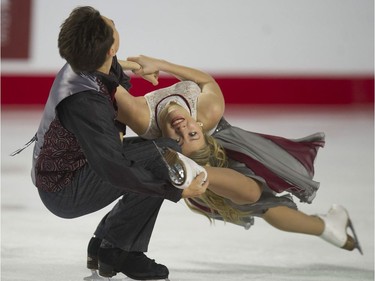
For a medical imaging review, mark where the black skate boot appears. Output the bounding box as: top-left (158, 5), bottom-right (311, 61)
top-left (98, 246), bottom-right (169, 280)
top-left (87, 236), bottom-right (102, 270)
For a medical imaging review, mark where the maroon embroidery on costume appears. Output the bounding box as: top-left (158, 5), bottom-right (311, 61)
top-left (35, 118), bottom-right (87, 192)
top-left (96, 77), bottom-right (119, 119)
top-left (96, 77), bottom-right (108, 95)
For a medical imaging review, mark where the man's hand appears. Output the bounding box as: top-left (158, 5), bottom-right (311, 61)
top-left (127, 55), bottom-right (160, 85)
top-left (119, 60), bottom-right (141, 72)
top-left (118, 59), bottom-right (159, 86)
top-left (127, 55), bottom-right (159, 74)
top-left (181, 173), bottom-right (209, 198)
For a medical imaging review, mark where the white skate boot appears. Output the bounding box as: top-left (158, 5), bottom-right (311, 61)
top-left (318, 204), bottom-right (363, 254)
top-left (154, 143), bottom-right (207, 189)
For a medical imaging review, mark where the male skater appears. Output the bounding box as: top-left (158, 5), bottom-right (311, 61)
top-left (30, 6), bottom-right (208, 280)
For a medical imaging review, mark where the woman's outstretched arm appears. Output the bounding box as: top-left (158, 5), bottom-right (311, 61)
top-left (127, 55), bottom-right (225, 132)
top-left (114, 60), bottom-right (150, 135)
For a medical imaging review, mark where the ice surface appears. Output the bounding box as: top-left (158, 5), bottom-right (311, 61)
top-left (1, 105), bottom-right (374, 281)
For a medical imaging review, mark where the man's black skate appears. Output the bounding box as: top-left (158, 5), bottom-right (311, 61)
top-left (87, 237), bottom-right (102, 270)
top-left (98, 247), bottom-right (169, 280)
top-left (87, 237), bottom-right (169, 280)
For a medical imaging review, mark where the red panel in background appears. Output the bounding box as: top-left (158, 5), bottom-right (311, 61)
top-left (1, 74), bottom-right (374, 105)
top-left (213, 75), bottom-right (374, 104)
top-left (1, 0), bottom-right (33, 59)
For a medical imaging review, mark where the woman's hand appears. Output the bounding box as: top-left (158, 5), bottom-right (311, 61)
top-left (181, 173), bottom-right (209, 198)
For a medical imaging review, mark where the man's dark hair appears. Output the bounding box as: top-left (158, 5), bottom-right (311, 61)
top-left (58, 6), bottom-right (114, 72)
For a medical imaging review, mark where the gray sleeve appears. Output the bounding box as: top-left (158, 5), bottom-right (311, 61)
top-left (57, 92), bottom-right (182, 202)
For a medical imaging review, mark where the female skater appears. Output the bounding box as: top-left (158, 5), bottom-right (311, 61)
top-left (115, 55), bottom-right (362, 254)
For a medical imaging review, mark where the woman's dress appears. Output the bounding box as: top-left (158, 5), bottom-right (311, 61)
top-left (140, 81), bottom-right (325, 229)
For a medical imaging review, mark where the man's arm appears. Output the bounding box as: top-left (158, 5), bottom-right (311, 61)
top-left (57, 91), bottom-right (183, 202)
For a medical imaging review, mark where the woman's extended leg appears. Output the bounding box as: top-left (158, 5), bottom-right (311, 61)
top-left (262, 205), bottom-right (361, 253)
top-left (262, 205), bottom-right (323, 235)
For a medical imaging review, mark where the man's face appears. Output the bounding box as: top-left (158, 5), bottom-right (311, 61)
top-left (102, 16), bottom-right (119, 54)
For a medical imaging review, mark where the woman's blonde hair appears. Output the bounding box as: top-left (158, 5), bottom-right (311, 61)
top-left (186, 134), bottom-right (249, 224)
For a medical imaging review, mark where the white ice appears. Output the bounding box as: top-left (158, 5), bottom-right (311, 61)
top-left (1, 105), bottom-right (374, 281)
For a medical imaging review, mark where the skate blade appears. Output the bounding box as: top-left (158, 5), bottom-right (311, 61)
top-left (348, 219), bottom-right (363, 255)
top-left (126, 279), bottom-right (170, 281)
top-left (152, 142), bottom-right (178, 165)
top-left (153, 142), bottom-right (186, 187)
top-left (83, 269), bottom-right (127, 281)
top-left (122, 277), bottom-right (170, 281)
top-left (84, 269), bottom-right (171, 281)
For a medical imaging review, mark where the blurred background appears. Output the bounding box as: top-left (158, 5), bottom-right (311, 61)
top-left (1, 1), bottom-right (374, 281)
top-left (1, 0), bottom-right (374, 106)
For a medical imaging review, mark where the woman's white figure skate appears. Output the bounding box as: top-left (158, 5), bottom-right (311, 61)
top-left (318, 204), bottom-right (363, 254)
top-left (154, 143), bottom-right (207, 189)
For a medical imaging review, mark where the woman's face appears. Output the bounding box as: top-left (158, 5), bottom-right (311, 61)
top-left (159, 103), bottom-right (206, 156)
